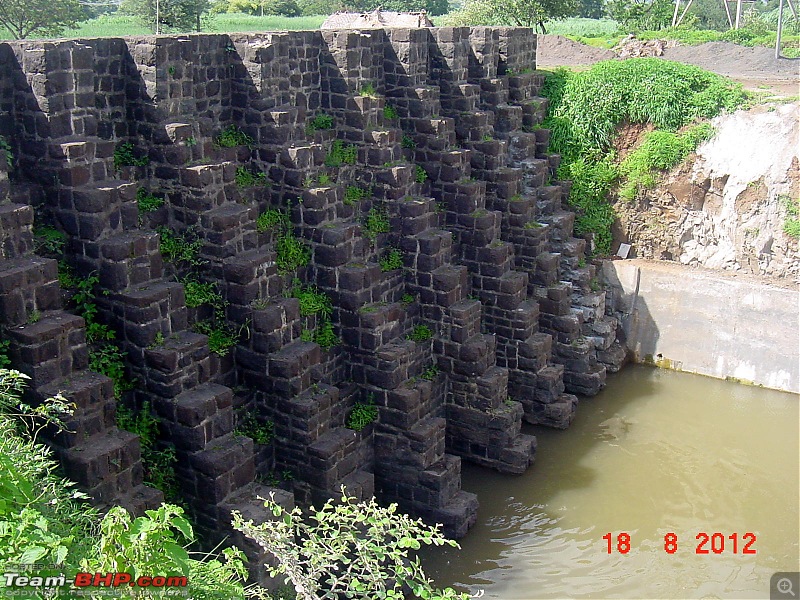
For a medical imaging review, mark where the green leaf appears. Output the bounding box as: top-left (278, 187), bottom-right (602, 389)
top-left (20, 546), bottom-right (47, 563)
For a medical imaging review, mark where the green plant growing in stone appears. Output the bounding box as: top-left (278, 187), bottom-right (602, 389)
top-left (0, 339), bottom-right (10, 369)
top-left (344, 185), bottom-right (370, 206)
top-left (275, 233), bottom-right (311, 273)
top-left (780, 194), bottom-right (800, 239)
top-left (289, 280), bottom-right (333, 319)
top-left (346, 395), bottom-right (378, 431)
top-left (359, 82), bottom-right (379, 98)
top-left (32, 226), bottom-right (66, 257)
top-left (234, 166), bottom-right (267, 187)
top-left (379, 248), bottom-right (403, 272)
top-left (157, 227), bottom-right (204, 268)
top-left (0, 135), bottom-right (13, 168)
top-left (113, 141), bottom-right (149, 170)
top-left (363, 206), bottom-right (390, 241)
top-left (231, 488), bottom-right (469, 600)
top-left (307, 113), bottom-right (335, 133)
top-left (136, 187), bottom-right (164, 213)
top-left (300, 328), bottom-right (314, 343)
top-left (401, 293), bottom-right (415, 306)
top-left (256, 208), bottom-right (290, 233)
top-left (524, 220), bottom-right (543, 229)
top-left (182, 277), bottom-right (225, 311)
top-left (325, 139), bottom-right (358, 167)
top-left (185, 136), bottom-right (197, 147)
top-left (421, 364), bottom-right (439, 381)
top-left (317, 173), bottom-right (332, 186)
top-left (415, 164), bottom-right (427, 183)
top-left (578, 257), bottom-right (586, 268)
top-left (116, 401), bottom-right (179, 502)
top-left (194, 319), bottom-right (241, 356)
top-left (314, 319), bottom-right (339, 350)
top-left (214, 125), bottom-right (253, 148)
top-left (408, 324), bottom-right (433, 342)
top-left (27, 310), bottom-right (40, 324)
top-left (383, 104), bottom-right (399, 121)
top-left (236, 414), bottom-right (274, 445)
top-left (482, 134), bottom-right (493, 142)
top-left (401, 134), bottom-right (417, 149)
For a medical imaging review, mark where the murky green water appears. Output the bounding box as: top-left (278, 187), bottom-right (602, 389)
top-left (422, 366), bottom-right (799, 599)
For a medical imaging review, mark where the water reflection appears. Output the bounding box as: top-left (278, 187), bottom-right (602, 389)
top-left (421, 366), bottom-right (799, 599)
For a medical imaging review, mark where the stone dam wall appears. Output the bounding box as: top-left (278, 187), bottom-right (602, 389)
top-left (0, 27), bottom-right (627, 562)
top-left (603, 259), bottom-right (799, 393)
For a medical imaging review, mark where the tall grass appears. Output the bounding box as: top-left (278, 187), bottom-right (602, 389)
top-left (541, 59), bottom-right (745, 253)
top-left (0, 13), bottom-right (326, 40)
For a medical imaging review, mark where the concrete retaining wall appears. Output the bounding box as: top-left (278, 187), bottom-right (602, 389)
top-left (602, 259), bottom-right (799, 393)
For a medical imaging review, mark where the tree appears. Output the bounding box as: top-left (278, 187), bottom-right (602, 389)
top-left (606, 0), bottom-right (674, 30)
top-left (578, 0), bottom-right (604, 19)
top-left (232, 490), bottom-right (470, 600)
top-left (0, 0), bottom-right (84, 39)
top-left (120, 0), bottom-right (211, 32)
top-left (445, 0), bottom-right (579, 32)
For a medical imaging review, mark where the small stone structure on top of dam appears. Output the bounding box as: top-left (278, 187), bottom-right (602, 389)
top-left (0, 26), bottom-right (627, 559)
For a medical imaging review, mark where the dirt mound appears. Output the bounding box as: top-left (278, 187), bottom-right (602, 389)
top-left (613, 34), bottom-right (679, 58)
top-left (536, 35), bottom-right (615, 67)
top-left (662, 41), bottom-right (800, 79)
top-left (537, 35), bottom-right (799, 85)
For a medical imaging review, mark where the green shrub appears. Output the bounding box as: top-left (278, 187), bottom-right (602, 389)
top-left (275, 232), bottom-right (311, 273)
top-left (415, 164), bottom-right (428, 183)
top-left (183, 277), bottom-right (226, 310)
top-left (359, 83), bottom-right (378, 98)
top-left (136, 187), bottom-right (164, 213)
top-left (407, 324), bottom-right (433, 342)
top-left (256, 208), bottom-right (290, 232)
top-left (113, 141), bottom-right (149, 170)
top-left (346, 395), bottom-right (378, 431)
top-left (215, 125), bottom-right (254, 148)
top-left (234, 166), bottom-right (268, 187)
top-left (344, 185), bottom-right (370, 206)
top-left (0, 135), bottom-right (13, 169)
top-left (401, 134), bottom-right (417, 149)
top-left (379, 247), bottom-right (404, 272)
top-left (313, 318), bottom-right (339, 350)
top-left (421, 364), bottom-right (439, 381)
top-left (194, 320), bottom-right (241, 356)
top-left (33, 226), bottom-right (66, 256)
top-left (236, 414), bottom-right (274, 445)
top-left (288, 279), bottom-right (333, 318)
top-left (158, 227), bottom-right (204, 267)
top-left (383, 104), bottom-right (399, 120)
top-left (781, 195), bottom-right (800, 239)
top-left (325, 139), bottom-right (358, 167)
top-left (307, 113), bottom-right (335, 131)
top-left (401, 293), bottom-right (415, 305)
top-left (363, 206), bottom-right (390, 240)
top-left (541, 60), bottom-right (744, 254)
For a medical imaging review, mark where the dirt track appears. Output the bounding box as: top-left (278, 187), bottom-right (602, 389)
top-left (536, 34), bottom-right (799, 96)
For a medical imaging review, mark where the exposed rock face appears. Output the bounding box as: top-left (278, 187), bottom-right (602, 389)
top-left (321, 10), bottom-right (434, 29)
top-left (615, 102), bottom-right (800, 279)
top-left (0, 27), bottom-right (624, 549)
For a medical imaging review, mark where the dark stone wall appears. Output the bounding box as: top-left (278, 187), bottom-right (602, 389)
top-left (0, 27), bottom-right (627, 558)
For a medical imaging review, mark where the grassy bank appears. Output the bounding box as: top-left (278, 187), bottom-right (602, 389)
top-left (540, 59), bottom-right (745, 254)
top-left (0, 13), bottom-right (326, 40)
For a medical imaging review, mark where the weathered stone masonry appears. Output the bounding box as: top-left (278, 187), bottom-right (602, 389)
top-left (0, 27), bottom-right (627, 554)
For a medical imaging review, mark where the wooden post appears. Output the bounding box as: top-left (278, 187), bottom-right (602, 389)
top-left (776, 0), bottom-right (785, 59)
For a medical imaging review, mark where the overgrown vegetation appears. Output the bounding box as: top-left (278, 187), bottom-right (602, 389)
top-left (408, 324), bottom-right (433, 342)
top-left (781, 194), bottom-right (800, 239)
top-left (288, 279), bottom-right (338, 350)
top-left (325, 139), bottom-right (358, 167)
top-left (136, 187), bottom-right (164, 213)
top-left (415, 164), bottom-right (428, 183)
top-left (344, 185), bottom-right (370, 206)
top-left (158, 226), bottom-right (205, 268)
top-left (306, 112), bottom-right (335, 133)
top-left (540, 59), bottom-right (744, 253)
top-left (618, 123), bottom-right (714, 201)
top-left (113, 141), bottom-right (150, 170)
top-left (383, 103), bottom-right (399, 121)
top-left (215, 124), bottom-right (254, 148)
top-left (33, 225), bottom-right (66, 256)
top-left (346, 394), bottom-right (378, 431)
top-left (363, 206), bottom-right (390, 240)
top-left (116, 401), bottom-right (180, 502)
top-left (379, 247), bottom-right (404, 272)
top-left (235, 165), bottom-right (268, 187)
top-left (236, 413), bottom-right (275, 445)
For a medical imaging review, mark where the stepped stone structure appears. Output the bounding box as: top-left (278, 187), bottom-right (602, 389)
top-left (0, 26), bottom-right (627, 554)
